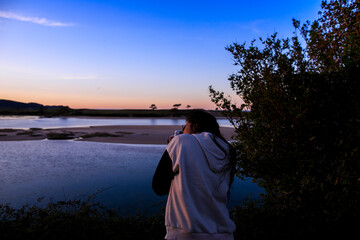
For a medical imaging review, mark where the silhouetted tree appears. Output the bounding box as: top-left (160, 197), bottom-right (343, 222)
top-left (210, 0), bottom-right (359, 235)
top-left (149, 104), bottom-right (157, 110)
top-left (172, 104), bottom-right (181, 110)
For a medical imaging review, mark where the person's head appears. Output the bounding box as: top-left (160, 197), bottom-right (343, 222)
top-left (183, 110), bottom-right (221, 137)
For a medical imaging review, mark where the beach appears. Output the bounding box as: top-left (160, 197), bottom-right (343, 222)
top-left (0, 125), bottom-right (235, 144)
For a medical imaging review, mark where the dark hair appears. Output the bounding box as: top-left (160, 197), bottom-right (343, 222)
top-left (186, 110), bottom-right (221, 137)
top-left (186, 110), bottom-right (236, 199)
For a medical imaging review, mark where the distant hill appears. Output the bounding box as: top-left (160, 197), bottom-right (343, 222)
top-left (0, 99), bottom-right (43, 110)
top-left (0, 99), bottom-right (71, 116)
top-left (0, 99), bottom-right (64, 110)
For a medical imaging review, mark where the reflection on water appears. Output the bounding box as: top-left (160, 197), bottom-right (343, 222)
top-left (0, 140), bottom-right (262, 211)
top-left (0, 116), bottom-right (232, 129)
top-left (0, 140), bottom-right (167, 210)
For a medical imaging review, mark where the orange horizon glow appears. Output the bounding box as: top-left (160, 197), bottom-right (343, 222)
top-left (1, 91), bottom-right (219, 110)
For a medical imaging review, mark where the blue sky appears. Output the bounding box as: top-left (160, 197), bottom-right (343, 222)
top-left (0, 0), bottom-right (323, 109)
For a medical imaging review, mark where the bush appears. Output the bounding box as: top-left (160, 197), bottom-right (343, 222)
top-left (0, 198), bottom-right (165, 240)
top-left (210, 0), bottom-right (360, 236)
top-left (46, 133), bottom-right (75, 140)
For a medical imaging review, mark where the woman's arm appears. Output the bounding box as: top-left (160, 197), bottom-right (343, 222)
top-left (152, 150), bottom-right (175, 196)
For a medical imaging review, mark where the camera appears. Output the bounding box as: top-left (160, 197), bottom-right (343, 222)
top-left (174, 130), bottom-right (183, 136)
top-left (167, 130), bottom-right (183, 143)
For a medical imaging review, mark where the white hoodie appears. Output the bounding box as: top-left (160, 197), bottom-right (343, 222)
top-left (165, 132), bottom-right (236, 240)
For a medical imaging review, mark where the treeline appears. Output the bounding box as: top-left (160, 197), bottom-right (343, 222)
top-left (0, 100), bottom-right (229, 118)
top-left (67, 109), bottom-right (224, 118)
top-left (0, 107), bottom-right (227, 118)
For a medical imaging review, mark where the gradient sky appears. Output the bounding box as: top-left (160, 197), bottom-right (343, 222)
top-left (0, 0), bottom-right (323, 109)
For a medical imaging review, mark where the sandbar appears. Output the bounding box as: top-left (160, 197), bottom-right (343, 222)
top-left (0, 125), bottom-right (235, 145)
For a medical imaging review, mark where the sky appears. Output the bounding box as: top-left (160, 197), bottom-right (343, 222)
top-left (0, 0), bottom-right (323, 109)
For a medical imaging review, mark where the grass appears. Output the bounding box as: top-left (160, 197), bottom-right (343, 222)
top-left (0, 195), bottom-right (357, 240)
top-left (46, 133), bottom-right (74, 140)
top-left (0, 196), bottom-right (166, 240)
top-left (80, 132), bottom-right (119, 138)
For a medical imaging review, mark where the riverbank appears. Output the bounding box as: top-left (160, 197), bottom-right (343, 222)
top-left (0, 125), bottom-right (235, 144)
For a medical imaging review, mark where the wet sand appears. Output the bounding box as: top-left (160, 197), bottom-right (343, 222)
top-left (0, 125), bottom-right (235, 144)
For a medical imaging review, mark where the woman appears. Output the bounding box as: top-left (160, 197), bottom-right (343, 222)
top-left (152, 110), bottom-right (236, 240)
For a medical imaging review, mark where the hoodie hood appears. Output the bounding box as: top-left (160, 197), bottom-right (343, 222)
top-left (164, 132), bottom-right (237, 233)
top-left (192, 132), bottom-right (230, 173)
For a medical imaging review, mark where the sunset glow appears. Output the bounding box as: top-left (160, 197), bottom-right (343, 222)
top-left (0, 0), bottom-right (322, 109)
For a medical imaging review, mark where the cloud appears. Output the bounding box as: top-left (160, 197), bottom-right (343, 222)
top-left (0, 11), bottom-right (73, 27)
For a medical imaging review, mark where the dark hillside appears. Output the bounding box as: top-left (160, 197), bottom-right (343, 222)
top-left (0, 99), bottom-right (70, 116)
top-left (0, 99), bottom-right (43, 110)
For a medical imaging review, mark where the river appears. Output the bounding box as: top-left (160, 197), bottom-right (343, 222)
top-left (0, 117), bottom-right (262, 212)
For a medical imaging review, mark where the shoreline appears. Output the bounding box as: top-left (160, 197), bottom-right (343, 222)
top-left (0, 125), bottom-right (235, 145)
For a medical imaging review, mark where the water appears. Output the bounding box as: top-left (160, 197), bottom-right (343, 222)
top-left (0, 116), bottom-right (232, 129)
top-left (0, 140), bottom-right (262, 211)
